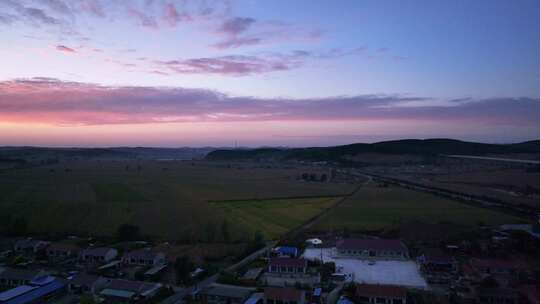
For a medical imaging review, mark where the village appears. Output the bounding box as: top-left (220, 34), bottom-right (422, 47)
top-left (1, 219), bottom-right (539, 304)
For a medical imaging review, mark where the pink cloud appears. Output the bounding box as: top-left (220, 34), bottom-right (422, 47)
top-left (0, 78), bottom-right (538, 128)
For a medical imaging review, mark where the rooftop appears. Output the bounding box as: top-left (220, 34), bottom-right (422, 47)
top-left (355, 284), bottom-right (407, 298)
top-left (269, 257), bottom-right (307, 268)
top-left (0, 285), bottom-right (37, 301)
top-left (264, 287), bottom-right (304, 301)
top-left (123, 248), bottom-right (163, 260)
top-left (240, 268), bottom-right (263, 280)
top-left (46, 242), bottom-right (80, 252)
top-left (470, 258), bottom-right (525, 270)
top-left (200, 283), bottom-right (255, 299)
top-left (69, 273), bottom-right (103, 286)
top-left (82, 247), bottom-right (115, 256)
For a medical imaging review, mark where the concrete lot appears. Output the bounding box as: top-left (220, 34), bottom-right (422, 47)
top-left (303, 248), bottom-right (427, 289)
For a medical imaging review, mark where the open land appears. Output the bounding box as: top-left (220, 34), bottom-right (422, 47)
top-left (312, 182), bottom-right (524, 232)
top-left (0, 159), bottom-right (354, 240)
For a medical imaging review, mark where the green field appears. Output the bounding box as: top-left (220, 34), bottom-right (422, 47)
top-left (313, 183), bottom-right (524, 232)
top-left (0, 160), bottom-right (353, 240)
top-left (210, 197), bottom-right (342, 239)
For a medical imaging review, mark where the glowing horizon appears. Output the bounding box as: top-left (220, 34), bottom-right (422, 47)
top-left (1, 0), bottom-right (539, 146)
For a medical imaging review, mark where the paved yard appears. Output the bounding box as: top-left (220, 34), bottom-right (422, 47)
top-left (303, 248), bottom-right (427, 289)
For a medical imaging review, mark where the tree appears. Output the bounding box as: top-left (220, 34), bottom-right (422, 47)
top-left (116, 224), bottom-right (141, 241)
top-left (80, 295), bottom-right (97, 304)
top-left (206, 221), bottom-right (217, 242)
top-left (9, 217), bottom-right (27, 236)
top-left (175, 256), bottom-right (195, 285)
top-left (222, 220), bottom-right (231, 242)
top-left (253, 230), bottom-right (264, 248)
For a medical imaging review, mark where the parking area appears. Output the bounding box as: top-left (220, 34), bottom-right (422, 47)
top-left (303, 248), bottom-right (427, 288)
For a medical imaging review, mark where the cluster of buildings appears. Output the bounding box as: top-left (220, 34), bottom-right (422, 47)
top-left (191, 230), bottom-right (540, 304)
top-left (2, 223), bottom-right (539, 304)
top-left (0, 238), bottom-right (170, 303)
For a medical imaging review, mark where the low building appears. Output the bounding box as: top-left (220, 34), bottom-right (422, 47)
top-left (46, 243), bottom-right (80, 260)
top-left (13, 239), bottom-right (49, 254)
top-left (355, 284), bottom-right (407, 304)
top-left (199, 283), bottom-right (255, 304)
top-left (477, 287), bottom-right (519, 304)
top-left (240, 267), bottom-right (264, 285)
top-left (268, 258), bottom-right (307, 274)
top-left (264, 287), bottom-right (305, 304)
top-left (418, 249), bottom-right (457, 273)
top-left (68, 273), bottom-right (109, 294)
top-left (0, 276), bottom-right (66, 304)
top-left (264, 258), bottom-right (320, 287)
top-left (80, 247), bottom-right (118, 264)
top-left (336, 239), bottom-right (409, 260)
top-left (122, 248), bottom-right (166, 266)
top-left (0, 267), bottom-right (49, 288)
top-left (417, 249), bottom-right (457, 284)
top-left (99, 279), bottom-right (162, 303)
top-left (519, 285), bottom-right (540, 304)
top-left (470, 258), bottom-right (525, 277)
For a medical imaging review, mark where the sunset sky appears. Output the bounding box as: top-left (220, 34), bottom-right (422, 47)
top-left (1, 0), bottom-right (539, 147)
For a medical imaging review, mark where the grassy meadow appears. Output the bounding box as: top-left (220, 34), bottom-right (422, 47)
top-left (313, 182), bottom-right (524, 232)
top-left (210, 197), bottom-right (342, 239)
top-left (0, 160), bottom-right (353, 240)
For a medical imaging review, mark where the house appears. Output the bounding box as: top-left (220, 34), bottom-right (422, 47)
top-left (80, 247), bottom-right (118, 264)
top-left (240, 267), bottom-right (263, 285)
top-left (418, 249), bottom-right (457, 273)
top-left (99, 279), bottom-right (162, 303)
top-left (264, 287), bottom-right (306, 304)
top-left (519, 285), bottom-right (540, 304)
top-left (13, 239), bottom-right (49, 254)
top-left (264, 258), bottom-right (320, 287)
top-left (199, 283), bottom-right (255, 304)
top-left (0, 276), bottom-right (66, 304)
top-left (0, 267), bottom-right (49, 288)
top-left (268, 258), bottom-right (307, 274)
top-left (122, 248), bottom-right (166, 266)
top-left (336, 239), bottom-right (409, 260)
top-left (46, 243), bottom-right (80, 260)
top-left (68, 273), bottom-right (109, 294)
top-left (477, 288), bottom-right (519, 304)
top-left (470, 258), bottom-right (525, 277)
top-left (417, 248), bottom-right (457, 284)
top-left (355, 284), bottom-right (407, 304)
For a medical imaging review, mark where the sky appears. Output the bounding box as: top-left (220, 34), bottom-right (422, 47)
top-left (0, 0), bottom-right (539, 147)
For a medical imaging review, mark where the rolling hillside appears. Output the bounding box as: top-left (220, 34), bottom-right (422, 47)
top-left (206, 139), bottom-right (540, 162)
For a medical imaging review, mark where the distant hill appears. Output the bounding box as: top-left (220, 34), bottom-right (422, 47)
top-left (205, 139), bottom-right (540, 162)
top-left (0, 147), bottom-right (215, 161)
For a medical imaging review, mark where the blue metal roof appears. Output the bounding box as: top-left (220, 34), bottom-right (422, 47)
top-left (1, 280), bottom-right (65, 304)
top-left (0, 286), bottom-right (37, 302)
top-left (275, 246), bottom-right (298, 256)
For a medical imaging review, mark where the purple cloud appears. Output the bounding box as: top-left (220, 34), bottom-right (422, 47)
top-left (56, 45), bottom-right (76, 53)
top-left (128, 8), bottom-right (158, 29)
top-left (163, 3), bottom-right (192, 26)
top-left (218, 17), bottom-right (256, 35)
top-left (212, 37), bottom-right (262, 50)
top-left (150, 48), bottom-right (368, 76)
top-left (0, 78), bottom-right (539, 127)
top-left (154, 54), bottom-right (300, 76)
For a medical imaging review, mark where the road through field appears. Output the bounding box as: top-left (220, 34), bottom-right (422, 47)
top-left (281, 173), bottom-right (372, 239)
top-left (161, 175), bottom-right (370, 304)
